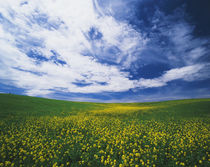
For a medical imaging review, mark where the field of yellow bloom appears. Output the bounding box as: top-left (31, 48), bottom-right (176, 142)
top-left (0, 94), bottom-right (209, 167)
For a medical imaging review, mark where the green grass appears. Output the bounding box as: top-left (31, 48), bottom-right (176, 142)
top-left (0, 93), bottom-right (209, 121)
top-left (0, 93), bottom-right (101, 119)
top-left (0, 93), bottom-right (209, 167)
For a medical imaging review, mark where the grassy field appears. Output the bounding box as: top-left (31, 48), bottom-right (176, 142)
top-left (0, 93), bottom-right (209, 167)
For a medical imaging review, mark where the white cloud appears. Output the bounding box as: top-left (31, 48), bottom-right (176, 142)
top-left (0, 0), bottom-right (145, 96)
top-left (137, 64), bottom-right (206, 88)
top-left (0, 0), bottom-right (209, 97)
top-left (151, 10), bottom-right (209, 67)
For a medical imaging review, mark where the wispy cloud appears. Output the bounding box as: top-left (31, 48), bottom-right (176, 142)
top-left (0, 0), bottom-right (147, 96)
top-left (137, 64), bottom-right (207, 88)
top-left (0, 0), bottom-right (209, 101)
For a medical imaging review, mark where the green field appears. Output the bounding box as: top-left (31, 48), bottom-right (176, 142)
top-left (0, 94), bottom-right (209, 167)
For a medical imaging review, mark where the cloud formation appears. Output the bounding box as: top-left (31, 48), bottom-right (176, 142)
top-left (0, 0), bottom-right (209, 101)
top-left (0, 0), bottom-right (146, 96)
top-left (137, 64), bottom-right (207, 88)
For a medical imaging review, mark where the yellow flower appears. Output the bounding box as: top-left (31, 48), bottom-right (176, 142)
top-left (135, 153), bottom-right (140, 157)
top-left (5, 161), bottom-right (11, 166)
top-left (180, 162), bottom-right (185, 166)
top-left (94, 154), bottom-right (98, 159)
top-left (52, 162), bottom-right (58, 167)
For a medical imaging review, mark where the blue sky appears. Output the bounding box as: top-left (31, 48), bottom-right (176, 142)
top-left (0, 0), bottom-right (210, 102)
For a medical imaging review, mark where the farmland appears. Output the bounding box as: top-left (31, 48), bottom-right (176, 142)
top-left (0, 94), bottom-right (209, 167)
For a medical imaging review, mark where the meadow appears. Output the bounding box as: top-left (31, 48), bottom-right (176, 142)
top-left (0, 94), bottom-right (209, 167)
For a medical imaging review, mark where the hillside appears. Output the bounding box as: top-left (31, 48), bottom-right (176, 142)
top-left (0, 93), bottom-right (209, 167)
top-left (0, 93), bottom-right (209, 120)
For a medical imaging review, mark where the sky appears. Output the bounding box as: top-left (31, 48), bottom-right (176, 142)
top-left (0, 0), bottom-right (210, 102)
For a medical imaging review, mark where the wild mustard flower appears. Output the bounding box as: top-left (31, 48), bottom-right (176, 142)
top-left (0, 107), bottom-right (209, 167)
